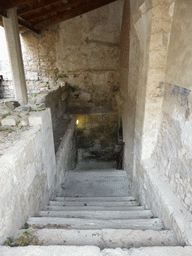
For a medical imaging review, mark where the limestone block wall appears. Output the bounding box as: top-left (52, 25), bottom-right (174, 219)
top-left (0, 1), bottom-right (123, 111)
top-left (153, 84), bottom-right (192, 212)
top-left (0, 109), bottom-right (56, 244)
top-left (44, 86), bottom-right (68, 132)
top-left (28, 85), bottom-right (70, 143)
top-left (121, 0), bottom-right (192, 245)
top-left (55, 118), bottom-right (77, 196)
top-left (76, 113), bottom-right (119, 163)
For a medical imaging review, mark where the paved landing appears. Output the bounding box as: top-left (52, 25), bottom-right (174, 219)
top-left (60, 169), bottom-right (130, 197)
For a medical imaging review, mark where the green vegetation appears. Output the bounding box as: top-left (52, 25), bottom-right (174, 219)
top-left (2, 113), bottom-right (11, 118)
top-left (4, 231), bottom-right (43, 247)
top-left (29, 108), bottom-right (46, 112)
top-left (33, 92), bottom-right (38, 97)
top-left (8, 129), bottom-right (16, 133)
top-left (55, 72), bottom-right (68, 78)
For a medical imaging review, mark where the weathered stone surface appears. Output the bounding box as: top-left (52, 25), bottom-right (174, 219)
top-left (1, 246), bottom-right (192, 256)
top-left (0, 246), bottom-right (101, 256)
top-left (16, 228), bottom-right (178, 248)
top-left (18, 117), bottom-right (29, 126)
top-left (0, 109), bottom-right (56, 244)
top-left (1, 116), bottom-right (17, 126)
top-left (54, 118), bottom-right (76, 195)
top-left (40, 82), bottom-right (48, 88)
top-left (76, 113), bottom-right (119, 163)
top-left (79, 92), bottom-right (91, 102)
top-left (103, 247), bottom-right (192, 256)
top-left (5, 101), bottom-right (14, 111)
top-left (14, 105), bottom-right (31, 112)
top-left (61, 91), bottom-right (69, 101)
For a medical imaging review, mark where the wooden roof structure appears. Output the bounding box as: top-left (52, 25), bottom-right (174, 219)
top-left (0, 0), bottom-right (118, 34)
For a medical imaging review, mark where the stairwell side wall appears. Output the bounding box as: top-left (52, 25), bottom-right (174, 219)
top-left (54, 118), bottom-right (77, 197)
top-left (121, 0), bottom-right (192, 246)
top-left (0, 109), bottom-right (56, 244)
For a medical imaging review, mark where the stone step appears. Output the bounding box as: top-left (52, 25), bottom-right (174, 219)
top-left (1, 246), bottom-right (191, 256)
top-left (44, 205), bottom-right (145, 212)
top-left (38, 210), bottom-right (153, 219)
top-left (28, 217), bottom-right (164, 230)
top-left (55, 196), bottom-right (135, 201)
top-left (49, 200), bottom-right (139, 207)
top-left (16, 228), bottom-right (178, 248)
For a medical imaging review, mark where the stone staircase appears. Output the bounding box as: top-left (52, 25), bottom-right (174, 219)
top-left (24, 195), bottom-right (178, 248)
top-left (1, 169), bottom-right (187, 255)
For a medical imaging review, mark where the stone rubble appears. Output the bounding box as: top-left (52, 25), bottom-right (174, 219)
top-left (0, 99), bottom-right (44, 156)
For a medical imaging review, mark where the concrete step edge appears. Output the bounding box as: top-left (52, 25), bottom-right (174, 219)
top-left (38, 210), bottom-right (153, 219)
top-left (49, 201), bottom-right (139, 207)
top-left (27, 217), bottom-right (164, 231)
top-left (15, 229), bottom-right (179, 248)
top-left (55, 196), bottom-right (136, 201)
top-left (43, 205), bottom-right (145, 211)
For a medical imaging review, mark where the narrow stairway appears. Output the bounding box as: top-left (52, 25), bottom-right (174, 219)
top-left (20, 169), bottom-right (178, 248)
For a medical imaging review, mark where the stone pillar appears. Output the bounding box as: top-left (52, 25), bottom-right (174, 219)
top-left (3, 8), bottom-right (28, 105)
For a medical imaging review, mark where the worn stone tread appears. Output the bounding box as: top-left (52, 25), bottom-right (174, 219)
top-left (1, 246), bottom-right (192, 256)
top-left (55, 196), bottom-right (135, 201)
top-left (38, 210), bottom-right (153, 219)
top-left (44, 205), bottom-right (145, 212)
top-left (28, 217), bottom-right (164, 230)
top-left (16, 229), bottom-right (178, 248)
top-left (49, 200), bottom-right (139, 207)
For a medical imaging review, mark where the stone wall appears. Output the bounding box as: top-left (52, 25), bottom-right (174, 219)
top-left (76, 113), bottom-right (120, 164)
top-left (0, 109), bottom-right (56, 244)
top-left (121, 0), bottom-right (192, 245)
top-left (55, 118), bottom-right (77, 196)
top-left (0, 1), bottom-right (123, 112)
top-left (27, 85), bottom-right (70, 153)
top-left (152, 84), bottom-right (192, 212)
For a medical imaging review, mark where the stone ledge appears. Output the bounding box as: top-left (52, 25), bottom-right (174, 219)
top-left (142, 159), bottom-right (192, 246)
top-left (1, 246), bottom-right (192, 256)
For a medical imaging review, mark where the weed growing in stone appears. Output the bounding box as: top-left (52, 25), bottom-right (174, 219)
top-left (55, 72), bottom-right (68, 78)
top-left (33, 92), bottom-right (38, 97)
top-left (2, 113), bottom-right (10, 118)
top-left (8, 129), bottom-right (16, 133)
top-left (4, 231), bottom-right (43, 247)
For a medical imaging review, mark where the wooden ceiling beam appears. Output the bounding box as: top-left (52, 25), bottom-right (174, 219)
top-left (18, 19), bottom-right (41, 34)
top-left (0, 6), bottom-right (7, 17)
top-left (0, 6), bottom-right (41, 34)
top-left (34, 0), bottom-right (117, 28)
top-left (6, 0), bottom-right (42, 9)
top-left (17, 0), bottom-right (64, 15)
top-left (20, 1), bottom-right (88, 22)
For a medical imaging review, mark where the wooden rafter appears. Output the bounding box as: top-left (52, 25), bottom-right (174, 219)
top-left (34, 0), bottom-right (117, 28)
top-left (18, 19), bottom-right (41, 34)
top-left (0, 6), bottom-right (41, 34)
top-left (20, 1), bottom-right (88, 23)
top-left (0, 0), bottom-right (119, 32)
top-left (0, 6), bottom-right (7, 17)
top-left (5, 0), bottom-right (42, 9)
top-left (18, 0), bottom-right (68, 16)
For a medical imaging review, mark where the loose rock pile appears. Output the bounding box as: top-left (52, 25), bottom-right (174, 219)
top-left (0, 100), bottom-right (42, 156)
